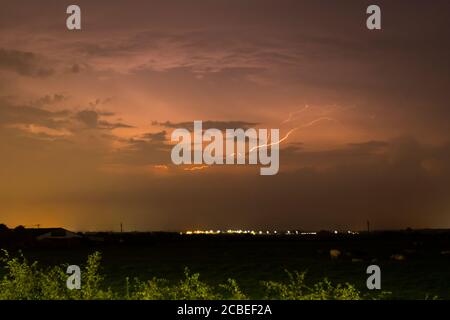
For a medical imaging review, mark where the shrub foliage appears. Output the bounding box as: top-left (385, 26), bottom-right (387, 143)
top-left (0, 250), bottom-right (378, 300)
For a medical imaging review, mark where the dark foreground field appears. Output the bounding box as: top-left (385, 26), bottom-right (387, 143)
top-left (3, 231), bottom-right (450, 299)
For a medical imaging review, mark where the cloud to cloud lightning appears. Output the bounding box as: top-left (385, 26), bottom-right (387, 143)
top-left (281, 105), bottom-right (310, 124)
top-left (248, 117), bottom-right (339, 153)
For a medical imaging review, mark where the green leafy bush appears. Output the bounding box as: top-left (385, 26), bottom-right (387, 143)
top-left (128, 269), bottom-right (247, 300)
top-left (0, 250), bottom-right (384, 300)
top-left (262, 270), bottom-right (361, 300)
top-left (0, 250), bottom-right (114, 300)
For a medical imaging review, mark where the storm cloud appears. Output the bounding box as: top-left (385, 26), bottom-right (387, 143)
top-left (0, 0), bottom-right (449, 231)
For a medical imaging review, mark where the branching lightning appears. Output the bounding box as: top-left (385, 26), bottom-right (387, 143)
top-left (248, 117), bottom-right (338, 152)
top-left (281, 104), bottom-right (310, 124)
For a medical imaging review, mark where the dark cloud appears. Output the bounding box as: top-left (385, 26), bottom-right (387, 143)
top-left (0, 48), bottom-right (54, 77)
top-left (76, 110), bottom-right (134, 130)
top-left (0, 99), bottom-right (133, 137)
top-left (141, 130), bottom-right (167, 143)
top-left (152, 120), bottom-right (259, 131)
top-left (111, 130), bottom-right (171, 166)
top-left (89, 98), bottom-right (113, 108)
top-left (34, 94), bottom-right (67, 107)
top-left (0, 100), bottom-right (68, 129)
top-left (76, 110), bottom-right (99, 129)
top-left (98, 120), bottom-right (134, 130)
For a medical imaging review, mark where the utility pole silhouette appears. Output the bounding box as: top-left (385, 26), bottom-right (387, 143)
top-left (367, 220), bottom-right (370, 233)
top-left (120, 223), bottom-right (123, 233)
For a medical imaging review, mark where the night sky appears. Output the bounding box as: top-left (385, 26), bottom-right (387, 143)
top-left (1, 0), bottom-right (449, 231)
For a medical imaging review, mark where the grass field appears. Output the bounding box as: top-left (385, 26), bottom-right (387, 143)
top-left (2, 232), bottom-right (450, 299)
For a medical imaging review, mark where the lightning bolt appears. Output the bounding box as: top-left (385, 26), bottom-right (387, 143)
top-left (281, 104), bottom-right (310, 124)
top-left (195, 110), bottom-right (340, 164)
top-left (249, 117), bottom-right (338, 152)
top-left (184, 165), bottom-right (209, 171)
top-left (153, 164), bottom-right (169, 170)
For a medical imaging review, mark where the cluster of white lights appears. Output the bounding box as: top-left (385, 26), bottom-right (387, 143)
top-left (183, 230), bottom-right (259, 235)
top-left (184, 230), bottom-right (221, 235)
top-left (182, 230), bottom-right (358, 236)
